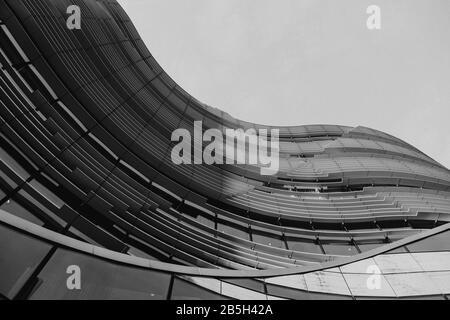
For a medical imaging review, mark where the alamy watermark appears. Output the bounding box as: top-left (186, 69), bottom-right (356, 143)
top-left (366, 264), bottom-right (382, 290)
top-left (171, 121), bottom-right (280, 176)
top-left (66, 5), bottom-right (81, 30)
top-left (66, 265), bottom-right (81, 290)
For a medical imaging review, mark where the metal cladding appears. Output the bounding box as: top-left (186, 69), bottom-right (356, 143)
top-left (0, 0), bottom-right (449, 300)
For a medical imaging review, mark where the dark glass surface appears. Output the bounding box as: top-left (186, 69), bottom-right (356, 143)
top-left (321, 241), bottom-right (359, 256)
top-left (266, 284), bottom-right (310, 300)
top-left (222, 278), bottom-right (265, 293)
top-left (30, 248), bottom-right (171, 300)
top-left (0, 171), bottom-right (18, 188)
top-left (386, 246), bottom-right (409, 254)
top-left (251, 227), bottom-right (285, 249)
top-left (406, 230), bottom-right (450, 252)
top-left (195, 214), bottom-right (215, 229)
top-left (355, 241), bottom-right (384, 252)
top-left (286, 236), bottom-right (323, 254)
top-left (0, 224), bottom-right (52, 298)
top-left (0, 199), bottom-right (44, 226)
top-left (217, 222), bottom-right (250, 240)
top-left (170, 277), bottom-right (227, 300)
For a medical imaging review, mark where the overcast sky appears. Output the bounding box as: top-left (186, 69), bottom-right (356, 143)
top-left (117, 0), bottom-right (450, 169)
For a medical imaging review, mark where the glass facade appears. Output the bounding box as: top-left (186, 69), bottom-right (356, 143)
top-left (0, 0), bottom-right (449, 300)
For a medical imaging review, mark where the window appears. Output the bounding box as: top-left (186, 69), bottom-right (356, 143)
top-left (217, 220), bottom-right (249, 240)
top-left (30, 248), bottom-right (171, 300)
top-left (386, 246), bottom-right (408, 254)
top-left (194, 213), bottom-right (215, 229)
top-left (170, 278), bottom-right (226, 300)
top-left (251, 226), bottom-right (285, 249)
top-left (266, 284), bottom-right (310, 299)
top-left (286, 236), bottom-right (323, 254)
top-left (321, 241), bottom-right (359, 256)
top-left (406, 230), bottom-right (450, 253)
top-left (222, 278), bottom-right (265, 293)
top-left (355, 241), bottom-right (384, 252)
top-left (0, 224), bottom-right (52, 299)
top-left (0, 199), bottom-right (44, 226)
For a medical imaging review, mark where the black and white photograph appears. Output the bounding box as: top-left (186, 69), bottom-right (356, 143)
top-left (0, 0), bottom-right (449, 311)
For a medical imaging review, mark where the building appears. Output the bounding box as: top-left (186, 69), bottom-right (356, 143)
top-left (0, 0), bottom-right (449, 300)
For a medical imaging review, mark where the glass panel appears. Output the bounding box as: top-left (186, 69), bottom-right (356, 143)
top-left (266, 275), bottom-right (308, 290)
top-left (127, 246), bottom-right (159, 261)
top-left (67, 226), bottom-right (100, 245)
top-left (321, 241), bottom-right (359, 256)
top-left (170, 277), bottom-right (226, 300)
top-left (342, 273), bottom-right (395, 297)
top-left (426, 271), bottom-right (450, 293)
top-left (307, 292), bottom-right (353, 300)
top-left (0, 147), bottom-right (30, 180)
top-left (340, 258), bottom-right (378, 274)
top-left (384, 273), bottom-right (439, 297)
top-left (30, 248), bottom-right (171, 300)
top-left (286, 236), bottom-right (322, 254)
top-left (18, 190), bottom-right (66, 227)
top-left (386, 246), bottom-right (408, 254)
top-left (374, 254), bottom-right (422, 273)
top-left (221, 281), bottom-right (267, 299)
top-left (0, 224), bottom-right (52, 298)
top-left (217, 222), bottom-right (249, 240)
top-left (0, 170), bottom-right (18, 188)
top-left (222, 278), bottom-right (265, 293)
top-left (0, 199), bottom-right (44, 226)
top-left (251, 227), bottom-right (285, 249)
top-left (356, 241), bottom-right (385, 252)
top-left (195, 214), bottom-right (215, 229)
top-left (28, 179), bottom-right (64, 209)
top-left (406, 230), bottom-right (450, 253)
top-left (266, 284), bottom-right (310, 299)
top-left (181, 204), bottom-right (215, 229)
top-left (412, 254), bottom-right (450, 272)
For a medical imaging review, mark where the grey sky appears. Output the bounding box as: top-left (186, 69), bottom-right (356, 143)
top-left (118, 0), bottom-right (450, 169)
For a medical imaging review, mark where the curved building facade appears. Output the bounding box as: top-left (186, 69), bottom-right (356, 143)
top-left (0, 0), bottom-right (449, 300)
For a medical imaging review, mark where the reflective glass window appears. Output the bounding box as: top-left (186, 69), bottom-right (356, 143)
top-left (0, 199), bottom-right (43, 226)
top-left (321, 241), bottom-right (359, 256)
top-left (222, 278), bottom-right (265, 293)
top-left (406, 230), bottom-right (450, 253)
top-left (0, 224), bottom-right (52, 299)
top-left (170, 278), bottom-right (226, 300)
top-left (217, 215), bottom-right (249, 240)
top-left (286, 236), bottom-right (323, 254)
top-left (266, 284), bottom-right (310, 299)
top-left (195, 214), bottom-right (215, 229)
top-left (386, 246), bottom-right (408, 254)
top-left (251, 226), bottom-right (285, 249)
top-left (356, 241), bottom-right (384, 252)
top-left (30, 248), bottom-right (171, 300)
top-left (0, 170), bottom-right (18, 188)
